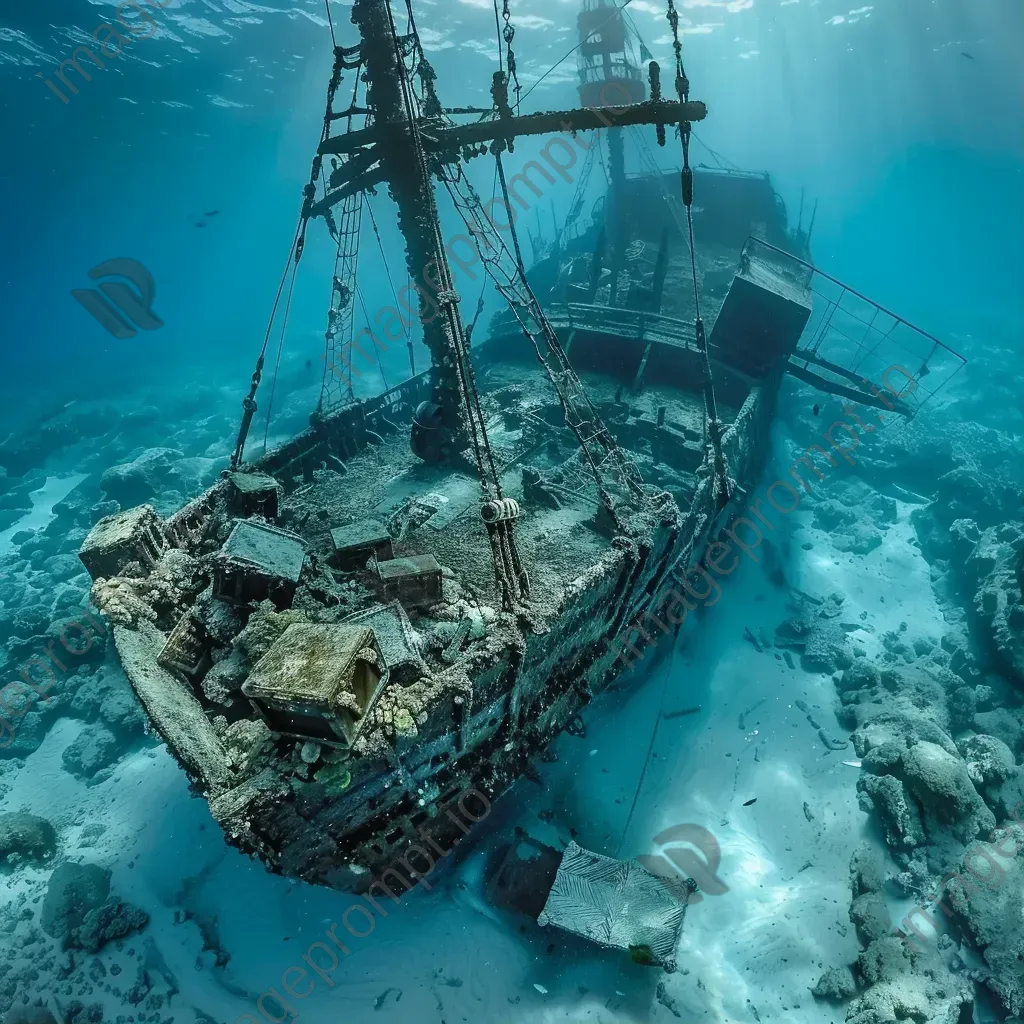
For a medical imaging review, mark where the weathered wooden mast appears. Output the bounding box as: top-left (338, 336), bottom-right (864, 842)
top-left (335, 0), bottom-right (708, 463)
top-left (577, 0), bottom-right (645, 302)
top-left (350, 0), bottom-right (472, 455)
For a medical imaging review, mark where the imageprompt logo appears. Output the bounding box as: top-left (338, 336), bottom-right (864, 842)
top-left (636, 824), bottom-right (729, 906)
top-left (72, 258), bottom-right (164, 339)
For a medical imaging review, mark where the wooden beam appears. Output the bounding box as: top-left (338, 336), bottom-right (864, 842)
top-left (785, 363), bottom-right (913, 416)
top-left (319, 124), bottom-right (383, 158)
top-left (318, 100), bottom-right (707, 158)
top-left (425, 100), bottom-right (707, 155)
top-left (308, 168), bottom-right (388, 220)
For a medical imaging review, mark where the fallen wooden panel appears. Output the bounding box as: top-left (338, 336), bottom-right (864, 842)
top-left (537, 840), bottom-right (690, 972)
top-left (114, 621), bottom-right (232, 794)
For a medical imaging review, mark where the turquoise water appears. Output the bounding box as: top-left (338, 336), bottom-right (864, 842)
top-left (1, 2), bottom-right (1023, 1023)
top-left (1, 0), bottom-right (1020, 425)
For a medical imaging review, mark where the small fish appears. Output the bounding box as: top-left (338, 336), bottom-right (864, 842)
top-left (812, 403), bottom-right (820, 416)
top-left (195, 221), bottom-right (206, 228)
top-left (742, 798), bottom-right (757, 807)
top-left (842, 759), bottom-right (863, 768)
top-left (961, 51), bottom-right (974, 60)
top-left (204, 209), bottom-right (220, 216)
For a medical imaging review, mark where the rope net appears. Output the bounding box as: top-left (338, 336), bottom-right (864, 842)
top-left (318, 192), bottom-right (365, 414)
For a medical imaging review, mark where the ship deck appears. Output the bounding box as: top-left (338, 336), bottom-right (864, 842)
top-left (282, 363), bottom-right (743, 621)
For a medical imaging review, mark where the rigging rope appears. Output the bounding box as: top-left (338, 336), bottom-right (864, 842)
top-left (365, 197), bottom-right (416, 379)
top-left (384, 5), bottom-right (489, 492)
top-left (666, 0), bottom-right (733, 509)
top-left (322, 0), bottom-right (336, 47)
top-left (441, 157), bottom-right (646, 520)
top-left (517, 0), bottom-right (636, 107)
top-left (317, 69), bottom-right (365, 412)
top-left (230, 216), bottom-right (303, 470)
top-left (499, 0), bottom-right (521, 112)
top-left (356, 285), bottom-right (391, 391)
top-left (231, 22), bottom-right (354, 465)
top-left (561, 144), bottom-right (596, 241)
top-left (465, 277), bottom-right (489, 346)
top-left (384, 0), bottom-right (527, 611)
top-left (491, 0), bottom-right (505, 74)
top-left (261, 254), bottom-right (300, 454)
top-left (616, 638), bottom-right (677, 857)
top-left (627, 124), bottom-right (689, 245)
top-left (402, 0), bottom-right (442, 117)
top-left (319, 191), bottom-right (363, 412)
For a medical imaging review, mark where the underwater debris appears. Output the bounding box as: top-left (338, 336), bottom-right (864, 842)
top-left (743, 626), bottom-right (763, 652)
top-left (662, 705), bottom-right (701, 720)
top-left (373, 987), bottom-right (402, 1009)
top-left (738, 698), bottom-right (765, 730)
top-left (489, 835), bottom-right (693, 970)
top-left (656, 981), bottom-right (683, 1017)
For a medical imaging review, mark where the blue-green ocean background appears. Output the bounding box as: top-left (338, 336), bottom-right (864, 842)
top-left (0, 0), bottom-right (1021, 434)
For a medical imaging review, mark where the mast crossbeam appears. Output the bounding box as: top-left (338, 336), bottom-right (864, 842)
top-left (311, 98), bottom-right (705, 221)
top-left (317, 100), bottom-right (706, 159)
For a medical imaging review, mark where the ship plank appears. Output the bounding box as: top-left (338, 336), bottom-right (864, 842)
top-left (113, 621), bottom-right (233, 793)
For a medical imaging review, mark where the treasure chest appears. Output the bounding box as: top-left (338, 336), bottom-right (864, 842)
top-left (242, 622), bottom-right (387, 745)
top-left (225, 471), bottom-right (282, 520)
top-left (79, 504), bottom-right (168, 580)
top-left (376, 553), bottom-right (442, 608)
top-left (330, 518), bottom-right (394, 571)
top-left (157, 612), bottom-right (212, 683)
top-left (213, 520), bottom-right (305, 608)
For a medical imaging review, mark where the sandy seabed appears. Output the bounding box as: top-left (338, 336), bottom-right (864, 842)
top-left (0, 414), bottom-right (953, 1024)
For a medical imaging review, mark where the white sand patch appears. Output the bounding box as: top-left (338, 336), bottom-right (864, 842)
top-left (0, 473), bottom-right (86, 558)
top-left (0, 422), bottom-right (952, 1023)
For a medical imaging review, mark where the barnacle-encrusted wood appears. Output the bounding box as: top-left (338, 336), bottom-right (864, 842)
top-left (225, 470), bottom-right (282, 520)
top-left (213, 520), bottom-right (306, 607)
top-left (330, 518), bottom-right (394, 570)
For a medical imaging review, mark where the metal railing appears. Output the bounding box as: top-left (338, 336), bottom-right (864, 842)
top-left (749, 238), bottom-right (968, 417)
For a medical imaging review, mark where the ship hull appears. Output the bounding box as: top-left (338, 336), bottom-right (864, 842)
top-left (102, 343), bottom-right (780, 893)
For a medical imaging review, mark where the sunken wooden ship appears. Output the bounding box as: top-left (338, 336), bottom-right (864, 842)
top-left (77, 0), bottom-right (932, 892)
